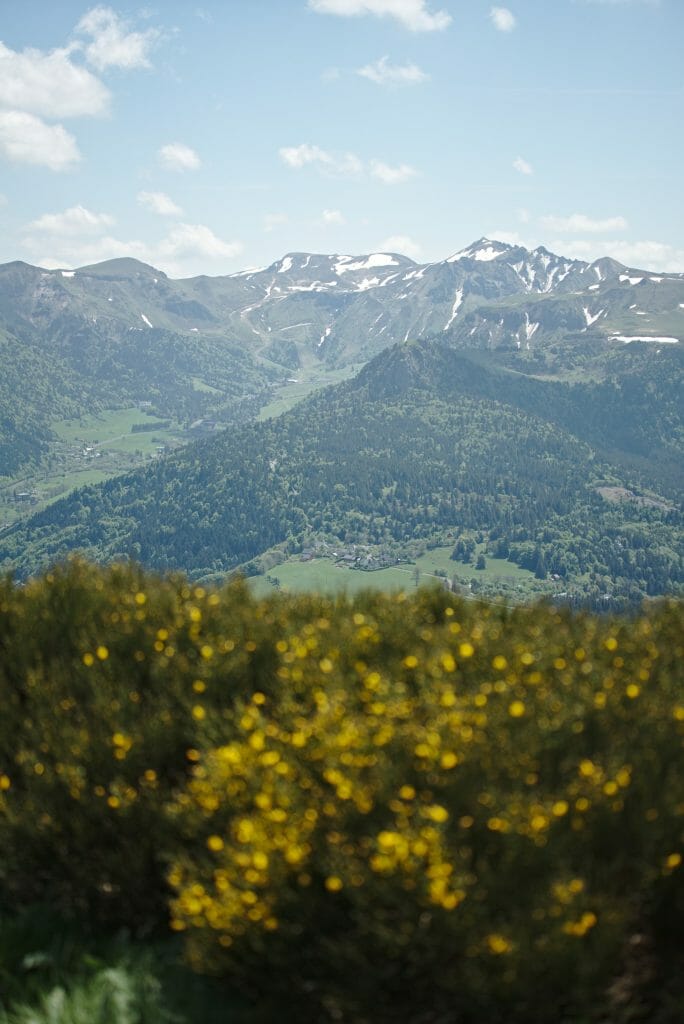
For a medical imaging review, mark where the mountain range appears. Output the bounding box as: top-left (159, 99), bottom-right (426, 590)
top-left (0, 238), bottom-right (682, 603)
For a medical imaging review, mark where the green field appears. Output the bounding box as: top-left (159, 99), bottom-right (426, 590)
top-left (0, 408), bottom-right (185, 526)
top-left (249, 546), bottom-right (549, 602)
top-left (257, 365), bottom-right (362, 421)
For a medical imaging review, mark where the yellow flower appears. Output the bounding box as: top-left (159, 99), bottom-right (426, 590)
top-left (207, 835), bottom-right (224, 852)
top-left (487, 933), bottom-right (512, 954)
top-left (325, 876), bottom-right (343, 892)
top-left (509, 700), bottom-right (525, 718)
top-left (459, 642), bottom-right (474, 659)
top-left (665, 852), bottom-right (681, 870)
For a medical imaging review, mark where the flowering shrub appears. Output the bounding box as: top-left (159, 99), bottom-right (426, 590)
top-left (0, 559), bottom-right (682, 1020)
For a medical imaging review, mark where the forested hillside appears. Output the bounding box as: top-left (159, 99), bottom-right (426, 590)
top-left (3, 340), bottom-right (681, 605)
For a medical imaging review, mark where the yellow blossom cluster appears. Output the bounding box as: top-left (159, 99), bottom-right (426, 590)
top-left (0, 558), bottom-right (681, 1020)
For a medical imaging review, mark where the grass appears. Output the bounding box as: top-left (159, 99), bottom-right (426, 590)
top-left (52, 408), bottom-right (171, 445)
top-left (257, 365), bottom-right (361, 421)
top-left (0, 907), bottom-right (249, 1024)
top-left (249, 545), bottom-right (550, 602)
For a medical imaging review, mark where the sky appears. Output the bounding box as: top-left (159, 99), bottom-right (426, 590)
top-left (0, 0), bottom-right (682, 278)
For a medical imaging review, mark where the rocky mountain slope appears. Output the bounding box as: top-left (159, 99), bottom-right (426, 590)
top-left (1, 239), bottom-right (681, 476)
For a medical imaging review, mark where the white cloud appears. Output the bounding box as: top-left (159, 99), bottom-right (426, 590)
top-left (308, 0), bottom-right (451, 32)
top-left (264, 212), bottom-right (289, 232)
top-left (357, 55), bottom-right (428, 86)
top-left (0, 111), bottom-right (80, 170)
top-left (581, 1), bottom-right (659, 5)
top-left (137, 191), bottom-right (183, 216)
top-left (490, 7), bottom-right (516, 31)
top-left (370, 159), bottom-right (418, 184)
top-left (159, 142), bottom-right (201, 171)
top-left (279, 143), bottom-right (363, 176)
top-left (76, 6), bottom-right (158, 71)
top-left (280, 143), bottom-right (332, 169)
top-left (518, 208), bottom-right (530, 224)
top-left (549, 238), bottom-right (684, 273)
top-left (157, 223), bottom-right (242, 261)
top-left (321, 208), bottom-right (345, 225)
top-left (0, 41), bottom-right (109, 119)
top-left (28, 204), bottom-right (114, 235)
top-left (513, 155), bottom-right (533, 175)
top-left (23, 217), bottom-right (243, 277)
top-left (541, 213), bottom-right (628, 233)
top-left (280, 146), bottom-right (416, 183)
top-left (379, 234), bottom-right (423, 260)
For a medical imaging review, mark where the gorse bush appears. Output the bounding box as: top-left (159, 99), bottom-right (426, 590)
top-left (0, 559), bottom-right (682, 1022)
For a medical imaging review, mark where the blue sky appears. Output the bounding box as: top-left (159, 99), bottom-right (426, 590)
top-left (0, 0), bottom-right (682, 276)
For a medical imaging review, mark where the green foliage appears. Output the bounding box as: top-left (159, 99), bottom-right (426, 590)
top-left (3, 341), bottom-right (681, 606)
top-left (0, 560), bottom-right (682, 1022)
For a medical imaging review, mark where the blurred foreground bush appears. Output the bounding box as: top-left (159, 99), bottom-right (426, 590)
top-left (0, 559), bottom-right (682, 1022)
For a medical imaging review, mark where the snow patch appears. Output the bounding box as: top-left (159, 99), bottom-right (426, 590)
top-left (448, 240), bottom-right (507, 263)
top-left (619, 274), bottom-right (643, 286)
top-left (140, 313), bottom-right (153, 328)
top-left (609, 335), bottom-right (678, 344)
top-left (335, 253), bottom-right (398, 274)
top-left (588, 284), bottom-right (599, 291)
top-left (318, 325), bottom-right (332, 348)
top-left (278, 256), bottom-right (293, 274)
top-left (60, 270), bottom-right (75, 278)
top-left (583, 307), bottom-right (604, 327)
top-left (356, 277), bottom-right (381, 291)
top-left (443, 287), bottom-right (464, 331)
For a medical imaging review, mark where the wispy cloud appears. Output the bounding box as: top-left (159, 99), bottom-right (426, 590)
top-left (357, 56), bottom-right (428, 86)
top-left (550, 237), bottom-right (684, 273)
top-left (541, 213), bottom-right (628, 233)
top-left (370, 159), bottom-right (418, 184)
top-left (159, 142), bottom-right (201, 172)
top-left (28, 204), bottom-right (114, 234)
top-left (279, 144), bottom-right (363, 177)
top-left (75, 5), bottom-right (159, 71)
top-left (23, 207), bottom-right (242, 276)
top-left (513, 155), bottom-right (533, 175)
top-left (581, 1), bottom-right (659, 6)
top-left (280, 144), bottom-right (418, 184)
top-left (490, 7), bottom-right (516, 32)
top-left (379, 234), bottom-right (423, 260)
top-left (308, 0), bottom-right (451, 33)
top-left (321, 208), bottom-right (345, 225)
top-left (263, 212), bottom-right (289, 232)
top-left (137, 191), bottom-right (183, 217)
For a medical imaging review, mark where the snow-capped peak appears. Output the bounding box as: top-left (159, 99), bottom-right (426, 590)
top-left (446, 238), bottom-right (512, 263)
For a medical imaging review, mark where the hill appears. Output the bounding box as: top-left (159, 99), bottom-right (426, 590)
top-left (1, 239), bottom-right (681, 479)
top-left (2, 337), bottom-right (681, 605)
